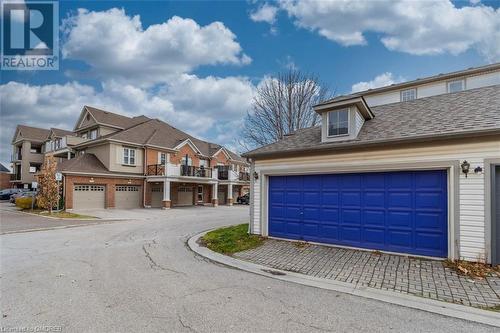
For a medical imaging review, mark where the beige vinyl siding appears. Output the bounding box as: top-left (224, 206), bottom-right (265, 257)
top-left (110, 143), bottom-right (143, 173)
top-left (250, 138), bottom-right (500, 262)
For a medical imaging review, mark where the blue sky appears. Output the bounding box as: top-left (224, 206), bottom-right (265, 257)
top-left (1, 0), bottom-right (499, 167)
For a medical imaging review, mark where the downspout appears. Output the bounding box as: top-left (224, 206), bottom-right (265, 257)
top-left (143, 148), bottom-right (147, 207)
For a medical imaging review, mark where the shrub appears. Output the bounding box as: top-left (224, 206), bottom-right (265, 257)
top-left (15, 197), bottom-right (36, 209)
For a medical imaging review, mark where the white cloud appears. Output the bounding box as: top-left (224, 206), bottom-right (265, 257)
top-left (351, 72), bottom-right (404, 93)
top-left (62, 8), bottom-right (251, 85)
top-left (250, 3), bottom-right (278, 24)
top-left (0, 76), bottom-right (256, 166)
top-left (274, 0), bottom-right (500, 62)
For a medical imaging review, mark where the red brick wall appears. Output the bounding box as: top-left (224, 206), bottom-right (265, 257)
top-left (65, 175), bottom-right (143, 209)
top-left (0, 173), bottom-right (11, 189)
top-left (211, 150), bottom-right (229, 166)
top-left (171, 145), bottom-right (201, 166)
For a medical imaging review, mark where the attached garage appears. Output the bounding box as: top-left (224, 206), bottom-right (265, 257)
top-left (150, 184), bottom-right (163, 208)
top-left (176, 186), bottom-right (193, 206)
top-left (115, 185), bottom-right (142, 209)
top-left (268, 170), bottom-right (448, 258)
top-left (73, 184), bottom-right (105, 210)
top-left (218, 186), bottom-right (227, 205)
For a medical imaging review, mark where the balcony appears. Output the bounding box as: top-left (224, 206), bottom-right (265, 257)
top-left (180, 165), bottom-right (212, 178)
top-left (147, 164), bottom-right (165, 176)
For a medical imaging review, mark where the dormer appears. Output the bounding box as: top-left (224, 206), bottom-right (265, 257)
top-left (314, 97), bottom-right (374, 143)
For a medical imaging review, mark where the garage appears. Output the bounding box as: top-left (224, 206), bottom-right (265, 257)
top-left (115, 185), bottom-right (142, 209)
top-left (268, 170), bottom-right (448, 258)
top-left (218, 185), bottom-right (227, 205)
top-left (176, 186), bottom-right (193, 206)
top-left (151, 184), bottom-right (163, 208)
top-left (73, 184), bottom-right (105, 210)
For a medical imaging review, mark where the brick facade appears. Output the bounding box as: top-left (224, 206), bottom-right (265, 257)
top-left (64, 175), bottom-right (143, 209)
top-left (0, 172), bottom-right (11, 189)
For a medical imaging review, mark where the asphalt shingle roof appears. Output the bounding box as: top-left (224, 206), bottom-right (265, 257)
top-left (84, 106), bottom-right (151, 129)
top-left (13, 125), bottom-right (50, 143)
top-left (57, 153), bottom-right (113, 174)
top-left (243, 85), bottom-right (500, 158)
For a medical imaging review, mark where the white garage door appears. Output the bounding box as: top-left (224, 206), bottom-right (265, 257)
top-left (115, 185), bottom-right (142, 209)
top-left (151, 185), bottom-right (163, 208)
top-left (73, 185), bottom-right (105, 210)
top-left (177, 187), bottom-right (193, 206)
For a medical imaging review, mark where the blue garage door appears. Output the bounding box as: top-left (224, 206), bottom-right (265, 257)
top-left (268, 170), bottom-right (448, 257)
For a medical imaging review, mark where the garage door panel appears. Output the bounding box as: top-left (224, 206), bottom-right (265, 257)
top-left (364, 210), bottom-right (385, 226)
top-left (342, 191), bottom-right (361, 206)
top-left (73, 185), bottom-right (105, 210)
top-left (268, 170), bottom-right (448, 257)
top-left (115, 185), bottom-right (142, 209)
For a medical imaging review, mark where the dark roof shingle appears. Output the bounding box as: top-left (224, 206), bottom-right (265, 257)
top-left (57, 153), bottom-right (112, 174)
top-left (13, 125), bottom-right (50, 143)
top-left (244, 85), bottom-right (500, 158)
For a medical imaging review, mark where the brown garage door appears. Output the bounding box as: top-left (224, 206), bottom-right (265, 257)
top-left (176, 186), bottom-right (193, 206)
top-left (73, 185), bottom-right (105, 210)
top-left (151, 184), bottom-right (163, 208)
top-left (115, 185), bottom-right (142, 209)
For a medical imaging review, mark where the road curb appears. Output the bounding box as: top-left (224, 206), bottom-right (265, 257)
top-left (188, 230), bottom-right (500, 328)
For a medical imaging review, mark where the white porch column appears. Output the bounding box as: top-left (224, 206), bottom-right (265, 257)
top-left (227, 183), bottom-right (233, 206)
top-left (212, 183), bottom-right (218, 207)
top-left (162, 180), bottom-right (171, 209)
top-left (67, 151), bottom-right (71, 160)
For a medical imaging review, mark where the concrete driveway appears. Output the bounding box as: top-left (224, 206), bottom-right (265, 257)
top-left (1, 205), bottom-right (497, 332)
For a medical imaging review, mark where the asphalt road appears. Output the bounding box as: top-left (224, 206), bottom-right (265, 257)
top-left (0, 205), bottom-right (496, 332)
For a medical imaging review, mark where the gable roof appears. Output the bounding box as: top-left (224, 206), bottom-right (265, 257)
top-left (0, 163), bottom-right (11, 173)
top-left (317, 62), bottom-right (500, 106)
top-left (12, 125), bottom-right (50, 143)
top-left (57, 153), bottom-right (112, 174)
top-left (75, 105), bottom-right (151, 131)
top-left (49, 128), bottom-right (74, 139)
top-left (243, 85), bottom-right (500, 158)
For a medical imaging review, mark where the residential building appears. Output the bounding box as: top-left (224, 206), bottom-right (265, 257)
top-left (243, 63), bottom-right (500, 264)
top-left (11, 106), bottom-right (250, 210)
top-left (11, 125), bottom-right (50, 189)
top-left (0, 163), bottom-right (12, 189)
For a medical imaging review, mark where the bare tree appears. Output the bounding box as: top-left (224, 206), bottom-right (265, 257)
top-left (241, 69), bottom-right (332, 150)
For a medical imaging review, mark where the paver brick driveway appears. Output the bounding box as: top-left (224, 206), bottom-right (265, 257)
top-left (235, 239), bottom-right (500, 308)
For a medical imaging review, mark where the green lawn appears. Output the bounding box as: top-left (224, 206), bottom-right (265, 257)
top-left (201, 224), bottom-right (264, 255)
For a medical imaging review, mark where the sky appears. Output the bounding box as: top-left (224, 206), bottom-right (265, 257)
top-left (1, 0), bottom-right (500, 169)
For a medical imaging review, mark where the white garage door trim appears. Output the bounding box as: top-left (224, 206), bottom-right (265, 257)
top-left (73, 184), bottom-right (105, 210)
top-left (256, 160), bottom-right (460, 260)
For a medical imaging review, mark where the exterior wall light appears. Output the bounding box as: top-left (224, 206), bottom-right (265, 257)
top-left (474, 166), bottom-right (483, 174)
top-left (460, 160), bottom-right (470, 178)
top-left (253, 171), bottom-right (259, 180)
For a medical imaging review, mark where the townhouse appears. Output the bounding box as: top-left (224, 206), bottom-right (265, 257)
top-left (10, 106), bottom-right (250, 210)
top-left (244, 63), bottom-right (500, 264)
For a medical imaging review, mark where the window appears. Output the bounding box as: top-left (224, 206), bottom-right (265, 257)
top-left (181, 156), bottom-right (192, 166)
top-left (327, 109), bottom-right (349, 137)
top-left (89, 129), bottom-right (98, 140)
top-left (197, 185), bottom-right (203, 202)
top-left (199, 159), bottom-right (208, 168)
top-left (448, 80), bottom-right (464, 93)
top-left (81, 132), bottom-right (88, 139)
top-left (401, 89), bottom-right (416, 102)
top-left (160, 153), bottom-right (166, 165)
top-left (123, 147), bottom-right (136, 165)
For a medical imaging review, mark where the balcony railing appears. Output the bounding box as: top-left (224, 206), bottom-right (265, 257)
top-left (147, 164), bottom-right (165, 176)
top-left (181, 165), bottom-right (212, 178)
top-left (239, 172), bottom-right (250, 181)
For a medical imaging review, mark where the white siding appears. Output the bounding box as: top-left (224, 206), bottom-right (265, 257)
top-left (354, 109), bottom-right (364, 136)
top-left (250, 138), bottom-right (500, 262)
top-left (363, 70), bottom-right (499, 107)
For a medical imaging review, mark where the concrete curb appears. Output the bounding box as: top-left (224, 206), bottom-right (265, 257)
top-left (7, 209), bottom-right (131, 221)
top-left (188, 230), bottom-right (500, 328)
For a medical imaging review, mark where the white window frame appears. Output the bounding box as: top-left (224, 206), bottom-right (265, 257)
top-left (199, 159), bottom-right (208, 168)
top-left (160, 153), bottom-right (166, 165)
top-left (181, 156), bottom-right (193, 166)
top-left (400, 88), bottom-right (416, 102)
top-left (89, 129), bottom-right (98, 140)
top-left (123, 147), bottom-right (136, 165)
top-left (447, 79), bottom-right (465, 93)
top-left (327, 109), bottom-right (350, 137)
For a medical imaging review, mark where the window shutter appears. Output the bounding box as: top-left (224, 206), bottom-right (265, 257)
top-left (158, 151), bottom-right (162, 164)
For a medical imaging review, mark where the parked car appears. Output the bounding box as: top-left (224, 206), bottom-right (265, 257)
top-left (0, 189), bottom-right (23, 201)
top-left (9, 190), bottom-right (34, 203)
top-left (237, 193), bottom-right (249, 205)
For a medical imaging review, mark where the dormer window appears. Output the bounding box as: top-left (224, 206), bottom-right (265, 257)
top-left (327, 109), bottom-right (349, 137)
top-left (448, 79), bottom-right (464, 93)
top-left (401, 89), bottom-right (416, 102)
